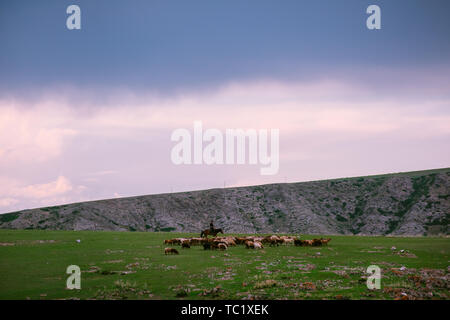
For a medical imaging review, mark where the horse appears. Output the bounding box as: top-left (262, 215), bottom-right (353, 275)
top-left (200, 228), bottom-right (224, 238)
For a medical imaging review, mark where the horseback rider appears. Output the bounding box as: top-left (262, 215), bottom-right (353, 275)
top-left (200, 221), bottom-right (223, 238)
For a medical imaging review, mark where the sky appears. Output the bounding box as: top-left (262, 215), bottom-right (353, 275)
top-left (0, 0), bottom-right (449, 213)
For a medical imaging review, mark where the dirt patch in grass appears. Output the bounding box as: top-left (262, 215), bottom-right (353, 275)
top-left (94, 280), bottom-right (152, 299)
top-left (254, 279), bottom-right (279, 289)
top-left (198, 286), bottom-right (224, 297)
top-left (383, 267), bottom-right (449, 300)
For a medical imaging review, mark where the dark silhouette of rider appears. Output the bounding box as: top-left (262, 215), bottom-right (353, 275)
top-left (209, 220), bottom-right (214, 232)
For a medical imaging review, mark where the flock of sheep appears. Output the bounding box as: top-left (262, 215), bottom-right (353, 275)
top-left (164, 235), bottom-right (332, 255)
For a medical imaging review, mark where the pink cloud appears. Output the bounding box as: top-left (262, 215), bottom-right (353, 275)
top-left (0, 69), bottom-right (449, 213)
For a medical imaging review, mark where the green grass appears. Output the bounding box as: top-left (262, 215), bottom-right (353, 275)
top-left (0, 230), bottom-right (448, 300)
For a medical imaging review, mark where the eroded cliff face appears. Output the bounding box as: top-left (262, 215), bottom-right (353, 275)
top-left (1, 169), bottom-right (449, 236)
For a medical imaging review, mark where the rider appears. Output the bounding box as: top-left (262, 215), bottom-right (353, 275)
top-left (209, 220), bottom-right (214, 232)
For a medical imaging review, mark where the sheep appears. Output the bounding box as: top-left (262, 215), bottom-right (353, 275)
top-left (262, 235), bottom-right (281, 246)
top-left (216, 237), bottom-right (236, 246)
top-left (165, 248), bottom-right (179, 255)
top-left (170, 238), bottom-right (183, 245)
top-left (181, 242), bottom-right (191, 249)
top-left (262, 236), bottom-right (271, 243)
top-left (203, 242), bottom-right (219, 250)
top-left (190, 238), bottom-right (203, 246)
top-left (201, 238), bottom-right (211, 245)
top-left (164, 235), bottom-right (330, 253)
top-left (270, 239), bottom-right (280, 246)
top-left (235, 237), bottom-right (248, 245)
top-left (245, 240), bottom-right (254, 249)
top-left (223, 237), bottom-right (236, 246)
top-left (253, 241), bottom-right (264, 249)
top-left (262, 236), bottom-right (275, 245)
top-left (212, 239), bottom-right (227, 248)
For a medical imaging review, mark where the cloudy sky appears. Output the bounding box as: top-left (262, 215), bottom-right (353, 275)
top-left (0, 0), bottom-right (449, 213)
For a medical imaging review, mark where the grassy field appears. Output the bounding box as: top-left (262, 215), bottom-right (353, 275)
top-left (0, 230), bottom-right (448, 300)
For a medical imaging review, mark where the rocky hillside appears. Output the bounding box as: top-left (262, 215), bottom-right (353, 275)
top-left (1, 168), bottom-right (449, 235)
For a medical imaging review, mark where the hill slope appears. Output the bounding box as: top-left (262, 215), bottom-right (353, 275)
top-left (1, 168), bottom-right (449, 235)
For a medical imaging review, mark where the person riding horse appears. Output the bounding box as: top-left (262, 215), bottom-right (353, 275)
top-left (200, 220), bottom-right (223, 238)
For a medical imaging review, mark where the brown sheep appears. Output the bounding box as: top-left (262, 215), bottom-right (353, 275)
top-left (262, 236), bottom-right (279, 246)
top-left (190, 238), bottom-right (203, 245)
top-left (203, 242), bottom-right (219, 250)
top-left (165, 248), bottom-right (179, 255)
top-left (235, 237), bottom-right (247, 245)
top-left (321, 238), bottom-right (332, 245)
top-left (245, 240), bottom-right (254, 249)
top-left (222, 237), bottom-right (236, 246)
top-left (181, 242), bottom-right (190, 249)
top-left (262, 236), bottom-right (271, 244)
top-left (270, 239), bottom-right (279, 246)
